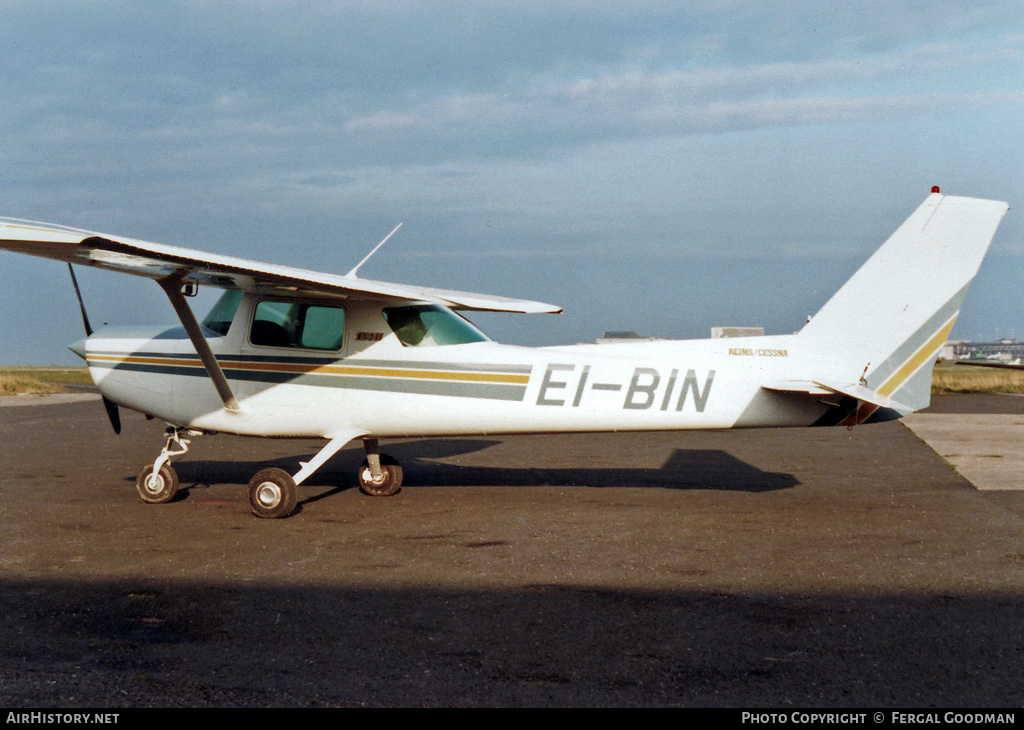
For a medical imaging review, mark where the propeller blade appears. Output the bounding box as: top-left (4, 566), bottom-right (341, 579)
top-left (102, 396), bottom-right (122, 435)
top-left (68, 265), bottom-right (121, 435)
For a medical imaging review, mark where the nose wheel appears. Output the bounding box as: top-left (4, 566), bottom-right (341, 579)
top-left (135, 428), bottom-right (195, 504)
top-left (136, 462), bottom-right (179, 504)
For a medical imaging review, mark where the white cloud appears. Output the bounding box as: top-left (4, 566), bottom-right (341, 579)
top-left (340, 32), bottom-right (1024, 149)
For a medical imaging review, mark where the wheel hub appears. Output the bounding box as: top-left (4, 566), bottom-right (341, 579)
top-left (144, 473), bottom-right (165, 495)
top-left (256, 482), bottom-right (282, 508)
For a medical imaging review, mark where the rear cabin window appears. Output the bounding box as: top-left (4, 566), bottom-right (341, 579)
top-left (251, 300), bottom-right (346, 351)
top-left (382, 304), bottom-right (488, 347)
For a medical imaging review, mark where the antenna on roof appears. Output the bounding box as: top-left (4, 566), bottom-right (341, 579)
top-left (345, 223), bottom-right (403, 278)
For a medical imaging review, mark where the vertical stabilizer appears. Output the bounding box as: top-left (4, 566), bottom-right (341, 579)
top-left (798, 191), bottom-right (1008, 413)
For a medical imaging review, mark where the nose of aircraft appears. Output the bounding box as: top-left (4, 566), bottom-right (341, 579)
top-left (68, 337), bottom-right (87, 360)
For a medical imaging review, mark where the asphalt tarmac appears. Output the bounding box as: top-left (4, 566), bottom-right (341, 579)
top-left (1, 393), bottom-right (1023, 707)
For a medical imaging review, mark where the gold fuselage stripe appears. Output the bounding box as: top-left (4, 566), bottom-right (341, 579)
top-left (87, 354), bottom-right (530, 385)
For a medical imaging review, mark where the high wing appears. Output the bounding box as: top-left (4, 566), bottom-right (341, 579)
top-left (0, 217), bottom-right (562, 314)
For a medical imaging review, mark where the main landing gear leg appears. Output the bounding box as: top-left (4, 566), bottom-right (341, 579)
top-left (357, 438), bottom-right (403, 497)
top-left (137, 428), bottom-right (404, 518)
top-left (136, 428), bottom-right (199, 504)
top-left (247, 433), bottom-right (355, 519)
top-left (248, 437), bottom-right (403, 518)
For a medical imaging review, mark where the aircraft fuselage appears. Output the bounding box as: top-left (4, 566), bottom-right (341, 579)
top-left (81, 293), bottom-right (826, 439)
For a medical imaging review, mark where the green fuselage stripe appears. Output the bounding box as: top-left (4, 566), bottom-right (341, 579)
top-left (87, 352), bottom-right (531, 402)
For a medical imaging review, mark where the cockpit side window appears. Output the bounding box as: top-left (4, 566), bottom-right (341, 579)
top-left (382, 304), bottom-right (488, 347)
top-left (201, 290), bottom-right (244, 336)
top-left (250, 300), bottom-right (346, 351)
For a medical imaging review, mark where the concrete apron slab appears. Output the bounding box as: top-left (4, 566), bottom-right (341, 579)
top-left (0, 393), bottom-right (100, 408)
top-left (902, 413), bottom-right (1024, 490)
top-left (6, 394), bottom-right (1022, 491)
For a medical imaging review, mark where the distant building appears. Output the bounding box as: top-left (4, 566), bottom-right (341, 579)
top-left (946, 339), bottom-right (1024, 361)
top-left (711, 327), bottom-right (764, 339)
top-left (939, 340), bottom-right (967, 361)
top-left (591, 327), bottom-right (767, 344)
top-left (594, 331), bottom-right (664, 344)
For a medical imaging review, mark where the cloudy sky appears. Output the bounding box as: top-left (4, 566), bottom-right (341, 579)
top-left (1, 0), bottom-right (1022, 364)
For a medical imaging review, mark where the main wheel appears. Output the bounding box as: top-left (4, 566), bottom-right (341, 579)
top-left (248, 467), bottom-right (298, 519)
top-left (358, 454), bottom-right (403, 497)
top-left (136, 463), bottom-right (179, 504)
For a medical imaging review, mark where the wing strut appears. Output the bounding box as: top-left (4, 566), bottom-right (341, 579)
top-left (158, 278), bottom-right (240, 412)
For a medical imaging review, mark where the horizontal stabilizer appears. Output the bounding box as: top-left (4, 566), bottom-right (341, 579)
top-left (765, 379), bottom-right (914, 415)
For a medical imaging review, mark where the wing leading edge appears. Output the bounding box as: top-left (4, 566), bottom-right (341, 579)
top-left (0, 217), bottom-right (562, 315)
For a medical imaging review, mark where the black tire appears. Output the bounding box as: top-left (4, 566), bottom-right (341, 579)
top-left (136, 463), bottom-right (179, 504)
top-left (248, 467), bottom-right (298, 519)
top-left (357, 454), bottom-right (403, 497)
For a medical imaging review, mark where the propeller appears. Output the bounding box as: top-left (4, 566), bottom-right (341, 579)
top-left (68, 264), bottom-right (122, 434)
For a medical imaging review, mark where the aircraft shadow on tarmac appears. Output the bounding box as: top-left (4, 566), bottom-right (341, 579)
top-left (162, 438), bottom-right (799, 505)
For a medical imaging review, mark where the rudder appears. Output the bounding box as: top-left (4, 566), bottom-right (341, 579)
top-left (797, 190), bottom-right (1009, 413)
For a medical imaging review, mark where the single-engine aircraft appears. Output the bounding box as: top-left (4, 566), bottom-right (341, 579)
top-left (0, 188), bottom-right (1009, 518)
top-left (953, 358), bottom-right (1024, 370)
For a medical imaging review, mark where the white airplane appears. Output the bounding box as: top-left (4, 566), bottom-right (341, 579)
top-left (0, 188), bottom-right (1009, 518)
top-left (955, 357), bottom-right (1024, 370)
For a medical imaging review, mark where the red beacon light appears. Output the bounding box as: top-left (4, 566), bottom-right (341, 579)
top-left (931, 186), bottom-right (941, 193)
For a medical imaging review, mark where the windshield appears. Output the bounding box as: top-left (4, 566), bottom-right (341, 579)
top-left (382, 304), bottom-right (488, 347)
top-left (201, 290), bottom-right (244, 335)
